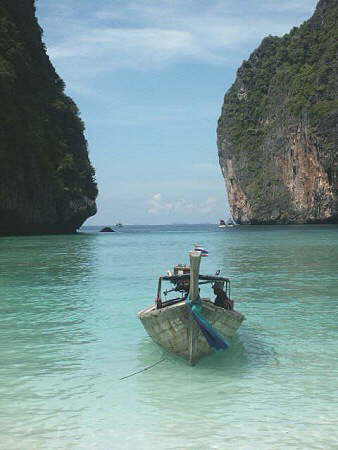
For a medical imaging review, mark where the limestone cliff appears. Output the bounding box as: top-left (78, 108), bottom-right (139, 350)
top-left (217, 0), bottom-right (338, 224)
top-left (0, 0), bottom-right (97, 235)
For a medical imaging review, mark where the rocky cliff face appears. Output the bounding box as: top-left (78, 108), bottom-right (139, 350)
top-left (0, 0), bottom-right (97, 235)
top-left (217, 0), bottom-right (338, 224)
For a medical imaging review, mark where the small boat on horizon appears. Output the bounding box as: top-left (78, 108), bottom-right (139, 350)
top-left (218, 218), bottom-right (237, 228)
top-left (115, 222), bottom-right (123, 227)
top-left (138, 250), bottom-right (245, 365)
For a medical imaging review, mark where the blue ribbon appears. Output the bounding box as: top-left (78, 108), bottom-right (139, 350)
top-left (185, 296), bottom-right (229, 350)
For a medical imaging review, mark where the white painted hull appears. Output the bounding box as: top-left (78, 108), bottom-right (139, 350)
top-left (138, 299), bottom-right (244, 365)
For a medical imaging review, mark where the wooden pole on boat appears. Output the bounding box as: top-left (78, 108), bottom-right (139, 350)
top-left (188, 250), bottom-right (201, 365)
top-left (189, 250), bottom-right (201, 303)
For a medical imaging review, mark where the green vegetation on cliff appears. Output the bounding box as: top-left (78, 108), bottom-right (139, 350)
top-left (217, 0), bottom-right (338, 224)
top-left (0, 0), bottom-right (97, 234)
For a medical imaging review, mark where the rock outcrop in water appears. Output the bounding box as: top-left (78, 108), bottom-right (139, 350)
top-left (0, 0), bottom-right (97, 235)
top-left (217, 0), bottom-right (338, 224)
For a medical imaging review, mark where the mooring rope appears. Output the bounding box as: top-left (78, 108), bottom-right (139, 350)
top-left (119, 356), bottom-right (166, 380)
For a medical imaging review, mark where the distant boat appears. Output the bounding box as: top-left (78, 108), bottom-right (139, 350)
top-left (226, 219), bottom-right (237, 227)
top-left (115, 222), bottom-right (123, 227)
top-left (219, 218), bottom-right (237, 228)
top-left (138, 250), bottom-right (245, 365)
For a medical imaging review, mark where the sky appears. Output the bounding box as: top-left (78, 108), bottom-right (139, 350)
top-left (35, 0), bottom-right (318, 225)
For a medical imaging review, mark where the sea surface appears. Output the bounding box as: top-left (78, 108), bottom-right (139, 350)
top-left (1, 224), bottom-right (338, 450)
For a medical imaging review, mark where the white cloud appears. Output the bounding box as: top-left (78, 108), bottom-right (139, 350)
top-left (38, 0), bottom-right (318, 74)
top-left (46, 25), bottom-right (228, 72)
top-left (200, 196), bottom-right (218, 214)
top-left (148, 193), bottom-right (174, 214)
top-left (147, 193), bottom-right (218, 216)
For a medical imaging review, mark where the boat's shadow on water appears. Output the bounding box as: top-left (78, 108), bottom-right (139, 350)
top-left (136, 325), bottom-right (279, 376)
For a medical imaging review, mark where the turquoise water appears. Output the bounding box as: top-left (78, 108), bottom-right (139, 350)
top-left (1, 225), bottom-right (338, 449)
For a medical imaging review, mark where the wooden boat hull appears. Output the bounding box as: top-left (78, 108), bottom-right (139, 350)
top-left (138, 299), bottom-right (244, 365)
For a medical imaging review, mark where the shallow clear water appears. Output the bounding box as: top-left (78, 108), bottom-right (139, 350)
top-left (1, 225), bottom-right (338, 449)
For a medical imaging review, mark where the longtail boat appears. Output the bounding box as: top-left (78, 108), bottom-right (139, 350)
top-left (138, 251), bottom-right (245, 365)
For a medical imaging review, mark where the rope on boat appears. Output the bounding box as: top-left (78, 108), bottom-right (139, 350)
top-left (119, 357), bottom-right (166, 380)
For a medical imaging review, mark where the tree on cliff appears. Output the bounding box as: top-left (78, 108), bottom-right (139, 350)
top-left (0, 0), bottom-right (98, 234)
top-left (217, 0), bottom-right (338, 224)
